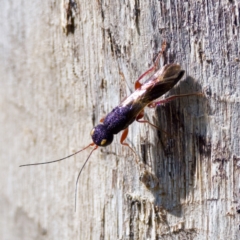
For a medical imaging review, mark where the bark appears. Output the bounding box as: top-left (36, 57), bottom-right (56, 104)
top-left (0, 0), bottom-right (239, 239)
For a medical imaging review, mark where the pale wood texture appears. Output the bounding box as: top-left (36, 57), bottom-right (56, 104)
top-left (0, 0), bottom-right (239, 239)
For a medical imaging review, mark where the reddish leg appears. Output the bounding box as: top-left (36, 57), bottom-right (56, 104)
top-left (135, 42), bottom-right (167, 90)
top-left (99, 117), bottom-right (105, 123)
top-left (148, 93), bottom-right (203, 108)
top-left (136, 111), bottom-right (158, 130)
top-left (120, 128), bottom-right (138, 163)
top-left (120, 128), bottom-right (135, 152)
top-left (135, 66), bottom-right (157, 89)
top-left (136, 111), bottom-right (168, 135)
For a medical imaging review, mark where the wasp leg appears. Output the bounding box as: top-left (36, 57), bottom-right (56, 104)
top-left (148, 93), bottom-right (203, 108)
top-left (135, 44), bottom-right (167, 90)
top-left (99, 117), bottom-right (105, 123)
top-left (120, 128), bottom-right (139, 164)
top-left (135, 66), bottom-right (157, 89)
top-left (136, 111), bottom-right (158, 130)
top-left (136, 111), bottom-right (168, 135)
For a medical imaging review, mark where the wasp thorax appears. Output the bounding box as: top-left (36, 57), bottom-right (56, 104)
top-left (91, 124), bottom-right (114, 147)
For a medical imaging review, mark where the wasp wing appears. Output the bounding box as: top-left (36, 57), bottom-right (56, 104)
top-left (118, 64), bottom-right (185, 128)
top-left (140, 64), bottom-right (185, 103)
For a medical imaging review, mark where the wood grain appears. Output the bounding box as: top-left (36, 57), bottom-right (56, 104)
top-left (0, 0), bottom-right (239, 239)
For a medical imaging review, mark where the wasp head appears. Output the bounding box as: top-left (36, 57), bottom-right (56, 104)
top-left (91, 124), bottom-right (114, 147)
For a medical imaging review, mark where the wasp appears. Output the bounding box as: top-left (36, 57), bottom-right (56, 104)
top-left (20, 47), bottom-right (200, 209)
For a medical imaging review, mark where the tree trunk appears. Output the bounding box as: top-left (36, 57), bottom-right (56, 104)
top-left (0, 0), bottom-right (239, 239)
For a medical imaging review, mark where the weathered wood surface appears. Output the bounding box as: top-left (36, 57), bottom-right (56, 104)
top-left (0, 0), bottom-right (239, 239)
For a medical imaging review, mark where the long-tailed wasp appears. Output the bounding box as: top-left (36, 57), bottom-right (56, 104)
top-left (20, 45), bottom-right (201, 209)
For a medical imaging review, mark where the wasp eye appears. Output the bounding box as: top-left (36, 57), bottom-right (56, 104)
top-left (91, 124), bottom-right (113, 147)
top-left (90, 128), bottom-right (95, 136)
top-left (100, 139), bottom-right (107, 146)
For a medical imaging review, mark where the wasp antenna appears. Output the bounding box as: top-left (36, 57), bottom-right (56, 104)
top-left (19, 143), bottom-right (95, 167)
top-left (75, 145), bottom-right (98, 212)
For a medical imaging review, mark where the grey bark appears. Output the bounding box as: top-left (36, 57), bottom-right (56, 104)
top-left (0, 0), bottom-right (239, 239)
